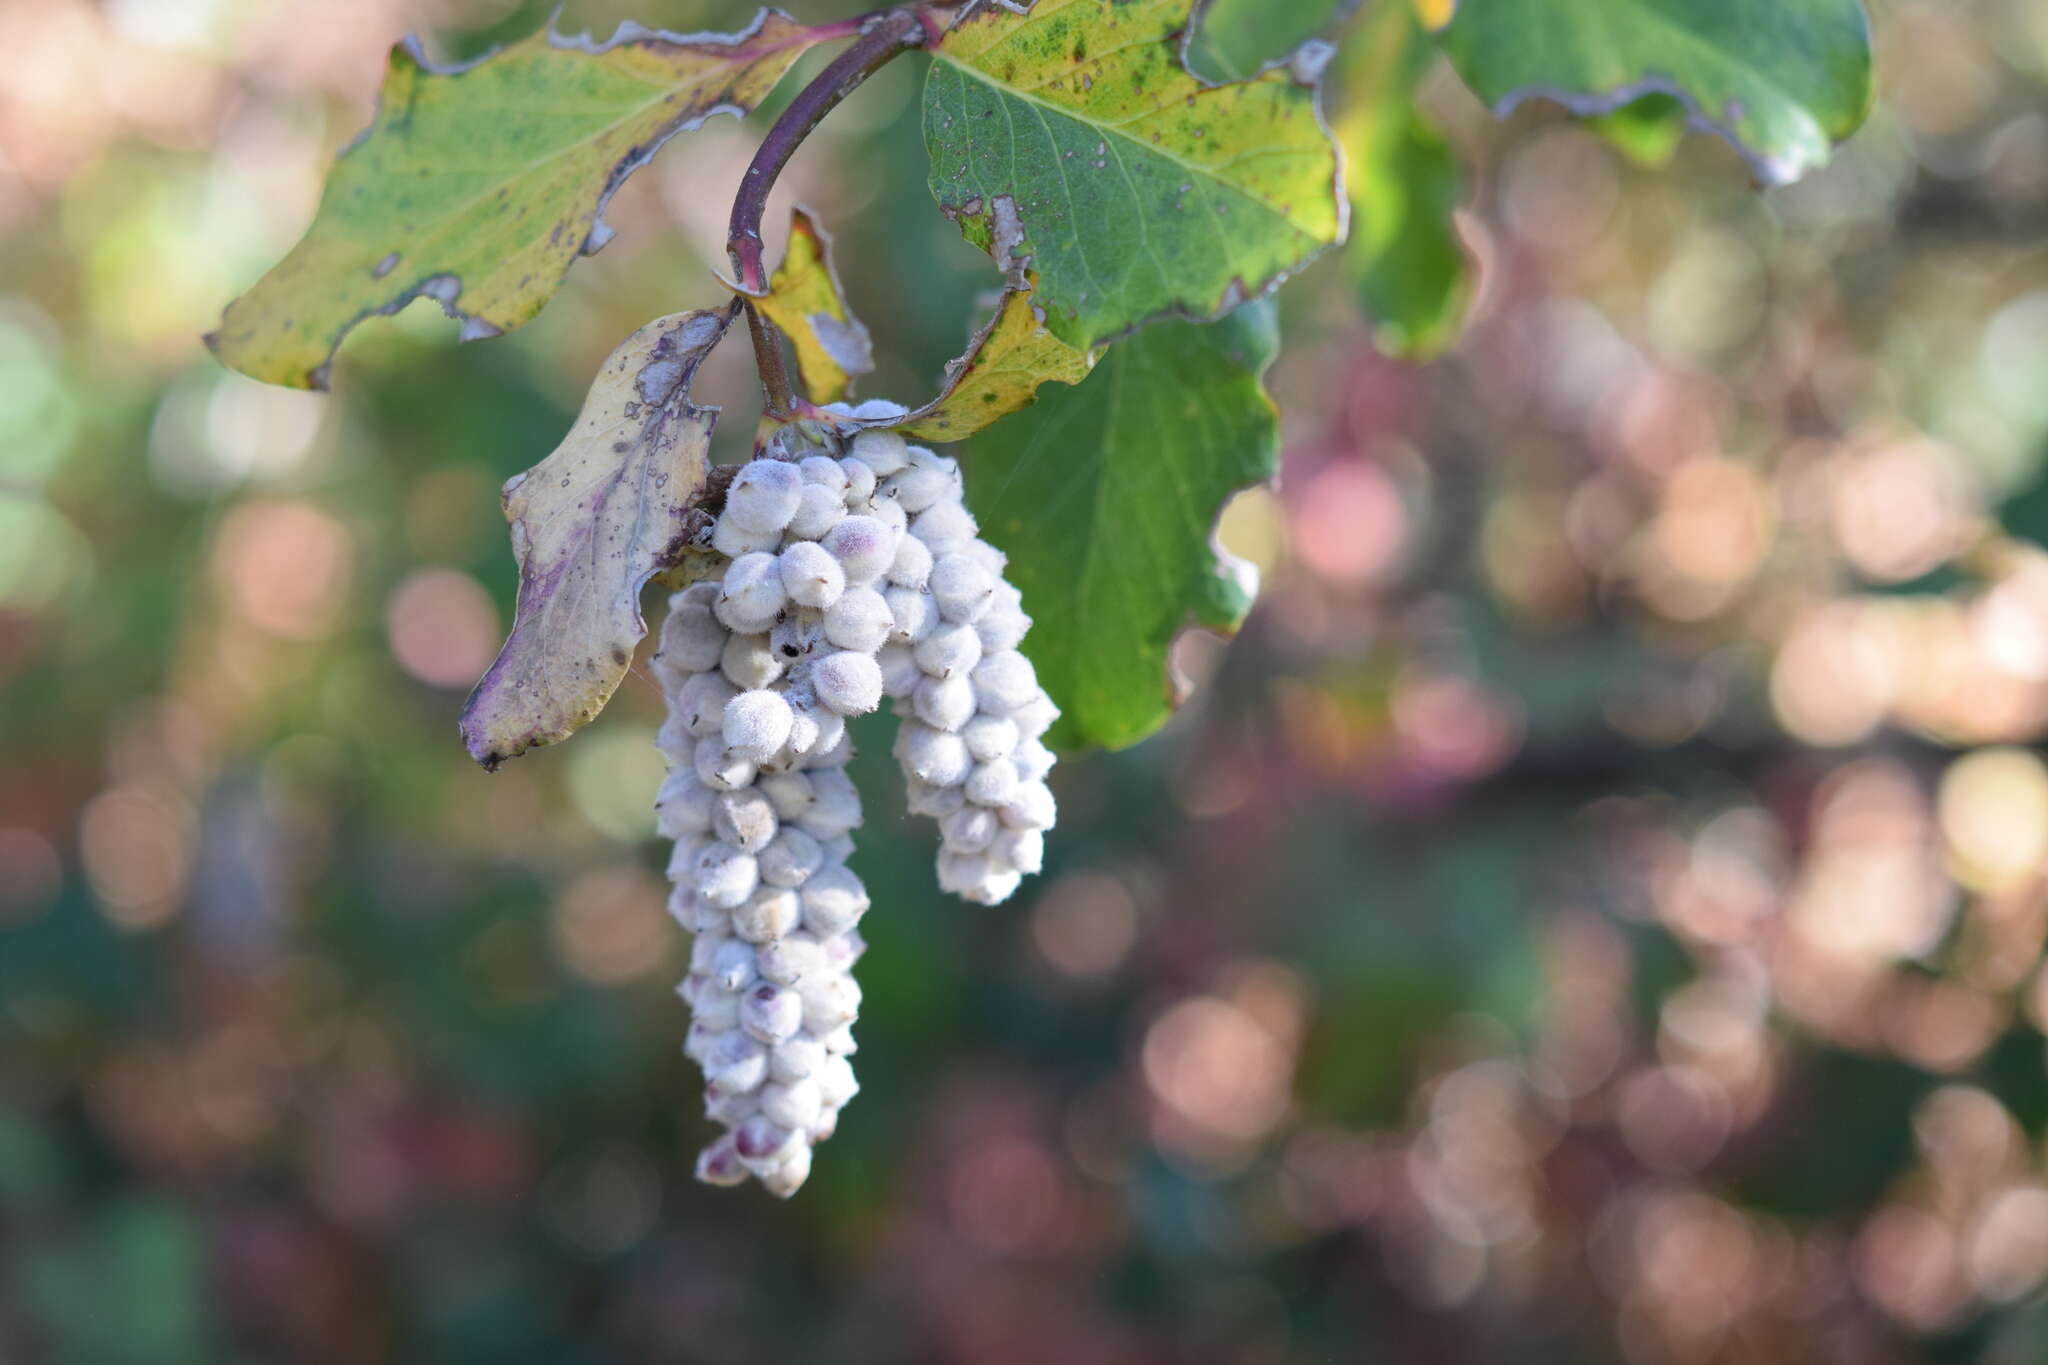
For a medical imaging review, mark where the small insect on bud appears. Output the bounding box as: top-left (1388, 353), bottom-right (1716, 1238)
top-left (740, 981), bottom-right (805, 1044)
top-left (722, 689), bottom-right (795, 764)
top-left (723, 459), bottom-right (803, 534)
top-left (823, 586), bottom-right (893, 653)
top-left (821, 515), bottom-right (894, 584)
top-left (813, 650), bottom-right (883, 716)
top-left (715, 552), bottom-right (788, 634)
top-left (787, 480), bottom-right (847, 540)
top-left (778, 540), bottom-right (845, 609)
top-left (848, 428), bottom-right (910, 477)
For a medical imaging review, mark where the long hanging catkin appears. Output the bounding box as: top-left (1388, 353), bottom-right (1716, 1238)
top-left (653, 426), bottom-right (1057, 1195)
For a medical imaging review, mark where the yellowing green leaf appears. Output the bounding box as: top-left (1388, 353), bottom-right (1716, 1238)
top-left (1340, 2), bottom-right (1471, 358)
top-left (924, 0), bottom-right (1344, 350)
top-left (461, 306), bottom-right (734, 770)
top-left (753, 207), bottom-right (873, 405)
top-left (211, 12), bottom-right (836, 389)
top-left (895, 285), bottom-right (1098, 443)
top-left (964, 303), bottom-right (1280, 751)
top-left (1435, 0), bottom-right (1874, 185)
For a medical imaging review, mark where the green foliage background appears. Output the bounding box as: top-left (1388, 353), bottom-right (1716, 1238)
top-left (5, 1), bottom-right (2048, 1363)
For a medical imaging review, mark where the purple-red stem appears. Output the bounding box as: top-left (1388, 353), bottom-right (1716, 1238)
top-left (726, 7), bottom-right (930, 297)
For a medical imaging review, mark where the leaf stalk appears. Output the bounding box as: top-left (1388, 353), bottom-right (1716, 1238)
top-left (725, 7), bottom-right (931, 296)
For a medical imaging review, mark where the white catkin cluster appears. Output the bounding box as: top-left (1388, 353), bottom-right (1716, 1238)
top-left (861, 435), bottom-right (1060, 906)
top-left (651, 426), bottom-right (1057, 1194)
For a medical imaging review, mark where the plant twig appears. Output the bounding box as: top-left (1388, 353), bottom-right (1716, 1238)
top-left (744, 299), bottom-right (798, 419)
top-left (726, 7), bottom-right (930, 295)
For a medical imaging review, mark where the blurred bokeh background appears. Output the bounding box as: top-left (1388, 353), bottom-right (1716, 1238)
top-left (5, 0), bottom-right (2048, 1360)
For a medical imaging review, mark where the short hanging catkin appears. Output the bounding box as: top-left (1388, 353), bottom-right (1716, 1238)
top-left (652, 426), bottom-right (1057, 1195)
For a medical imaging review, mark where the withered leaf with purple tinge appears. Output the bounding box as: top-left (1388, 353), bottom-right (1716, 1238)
top-left (461, 306), bottom-right (734, 769)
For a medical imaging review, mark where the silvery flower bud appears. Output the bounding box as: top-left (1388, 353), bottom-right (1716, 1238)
top-left (715, 552), bottom-right (787, 633)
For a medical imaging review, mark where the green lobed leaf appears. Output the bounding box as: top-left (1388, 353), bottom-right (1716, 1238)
top-left (209, 11), bottom-right (837, 389)
top-left (1187, 0), bottom-right (1339, 81)
top-left (964, 301), bottom-right (1280, 752)
top-left (923, 0), bottom-right (1344, 351)
top-left (1340, 1), bottom-right (1471, 358)
top-left (461, 306), bottom-right (733, 770)
top-left (1432, 0), bottom-right (1874, 185)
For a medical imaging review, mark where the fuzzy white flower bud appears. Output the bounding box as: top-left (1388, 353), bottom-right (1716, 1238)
top-left (823, 586), bottom-right (893, 652)
top-left (787, 480), bottom-right (846, 540)
top-left (849, 429), bottom-right (910, 476)
top-left (724, 459), bottom-right (802, 533)
top-left (719, 632), bottom-right (783, 691)
top-left (821, 515), bottom-right (893, 583)
top-left (913, 621), bottom-right (982, 680)
top-left (813, 650), bottom-right (883, 716)
top-left (838, 457), bottom-right (877, 504)
top-left (928, 552), bottom-right (995, 622)
top-left (722, 689), bottom-right (794, 764)
top-left (715, 552), bottom-right (787, 634)
top-left (778, 540), bottom-right (845, 609)
top-left (888, 532), bottom-right (933, 589)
